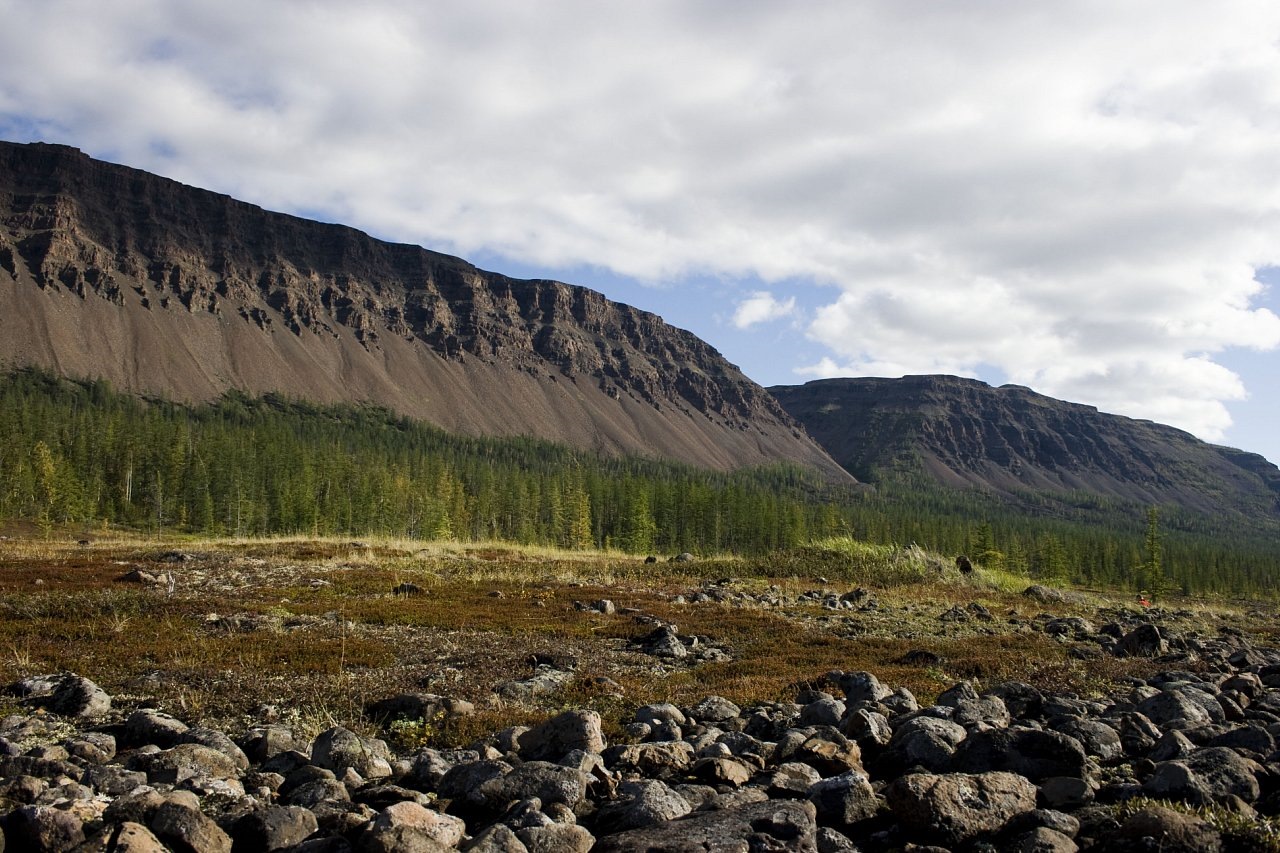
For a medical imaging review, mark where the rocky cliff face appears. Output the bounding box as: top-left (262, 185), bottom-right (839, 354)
top-left (771, 375), bottom-right (1280, 517)
top-left (0, 141), bottom-right (848, 479)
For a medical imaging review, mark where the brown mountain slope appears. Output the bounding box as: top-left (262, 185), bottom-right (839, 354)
top-left (770, 375), bottom-right (1280, 519)
top-left (0, 141), bottom-right (848, 480)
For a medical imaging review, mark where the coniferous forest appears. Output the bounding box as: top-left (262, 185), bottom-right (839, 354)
top-left (2, 368), bottom-right (1278, 595)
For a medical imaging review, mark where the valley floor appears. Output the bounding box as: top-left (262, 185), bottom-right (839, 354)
top-left (1, 534), bottom-right (1278, 850)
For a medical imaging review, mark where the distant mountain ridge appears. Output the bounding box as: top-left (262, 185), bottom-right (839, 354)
top-left (770, 375), bottom-right (1280, 520)
top-left (0, 141), bottom-right (848, 480)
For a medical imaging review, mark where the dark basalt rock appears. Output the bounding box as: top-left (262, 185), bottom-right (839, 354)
top-left (949, 727), bottom-right (1089, 782)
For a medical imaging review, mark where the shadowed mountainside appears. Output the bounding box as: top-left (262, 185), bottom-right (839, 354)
top-left (770, 375), bottom-right (1280, 520)
top-left (0, 141), bottom-right (848, 480)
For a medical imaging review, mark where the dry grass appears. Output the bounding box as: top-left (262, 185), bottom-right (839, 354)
top-left (0, 531), bottom-right (1270, 746)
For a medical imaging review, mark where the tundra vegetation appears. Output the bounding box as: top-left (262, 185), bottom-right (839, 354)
top-left (2, 534), bottom-right (1280, 850)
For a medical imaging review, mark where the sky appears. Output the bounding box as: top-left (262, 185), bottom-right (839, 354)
top-left (2, 1), bottom-right (1279, 463)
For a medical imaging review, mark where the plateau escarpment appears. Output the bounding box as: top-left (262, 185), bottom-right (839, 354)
top-left (771, 375), bottom-right (1280, 519)
top-left (0, 141), bottom-right (847, 480)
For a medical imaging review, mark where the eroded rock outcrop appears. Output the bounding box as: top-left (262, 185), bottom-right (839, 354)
top-left (0, 141), bottom-right (850, 479)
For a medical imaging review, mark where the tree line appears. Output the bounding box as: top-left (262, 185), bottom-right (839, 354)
top-left (0, 369), bottom-right (848, 554)
top-left (1, 368), bottom-right (1277, 595)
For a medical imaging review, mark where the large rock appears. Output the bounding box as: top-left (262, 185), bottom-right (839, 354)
top-left (688, 696), bottom-right (741, 723)
top-left (594, 779), bottom-right (693, 834)
top-left (135, 743), bottom-right (241, 785)
top-left (1116, 624), bottom-right (1167, 657)
top-left (125, 709), bottom-right (189, 748)
top-left (108, 822), bottom-right (170, 853)
top-left (1054, 719), bottom-right (1124, 763)
top-left (767, 762), bottom-right (823, 799)
top-left (407, 748), bottom-right (480, 791)
top-left (1136, 688), bottom-right (1220, 729)
top-left (4, 804), bottom-right (87, 851)
top-left (46, 675), bottom-right (112, 719)
top-left (602, 741), bottom-right (694, 778)
top-left (177, 727), bottom-right (250, 771)
top-left (830, 671), bottom-right (892, 706)
top-left (150, 800), bottom-right (232, 853)
top-left (237, 725), bottom-right (296, 763)
top-left (949, 727), bottom-right (1089, 782)
top-left (984, 682), bottom-right (1045, 719)
top-left (518, 711), bottom-right (605, 761)
top-left (885, 771), bottom-right (1038, 846)
top-left (472, 761), bottom-right (590, 810)
top-left (593, 799), bottom-right (818, 853)
top-left (807, 770), bottom-right (877, 825)
top-left (361, 801), bottom-right (466, 851)
top-left (464, 823), bottom-right (530, 852)
top-left (840, 708), bottom-right (893, 750)
top-left (516, 823), bottom-right (595, 852)
top-left (311, 726), bottom-right (394, 779)
top-left (689, 756), bottom-right (753, 788)
top-left (1142, 746), bottom-right (1261, 805)
top-left (777, 727), bottom-right (863, 776)
top-left (882, 716), bottom-right (967, 772)
top-left (230, 805), bottom-right (320, 851)
top-left (634, 703), bottom-right (686, 727)
top-left (438, 760), bottom-right (513, 804)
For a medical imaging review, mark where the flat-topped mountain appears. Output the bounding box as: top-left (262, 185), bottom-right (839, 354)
top-left (770, 375), bottom-right (1280, 519)
top-left (0, 141), bottom-right (848, 479)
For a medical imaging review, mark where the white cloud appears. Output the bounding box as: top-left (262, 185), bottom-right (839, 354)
top-left (732, 291), bottom-right (796, 329)
top-left (2, 0), bottom-right (1279, 441)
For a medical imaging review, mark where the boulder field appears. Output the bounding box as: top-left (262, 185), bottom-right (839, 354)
top-left (4, 627), bottom-right (1280, 852)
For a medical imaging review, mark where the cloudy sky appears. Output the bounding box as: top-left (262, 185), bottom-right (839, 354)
top-left (3, 1), bottom-right (1279, 463)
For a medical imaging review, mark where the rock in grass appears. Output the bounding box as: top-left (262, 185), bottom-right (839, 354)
top-left (125, 709), bottom-right (189, 748)
top-left (497, 668), bottom-right (574, 703)
top-left (48, 674), bottom-right (112, 719)
top-left (11, 673), bottom-right (112, 719)
top-left (1023, 584), bottom-right (1066, 603)
top-left (1110, 805), bottom-right (1223, 852)
top-left (1117, 623), bottom-right (1167, 657)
